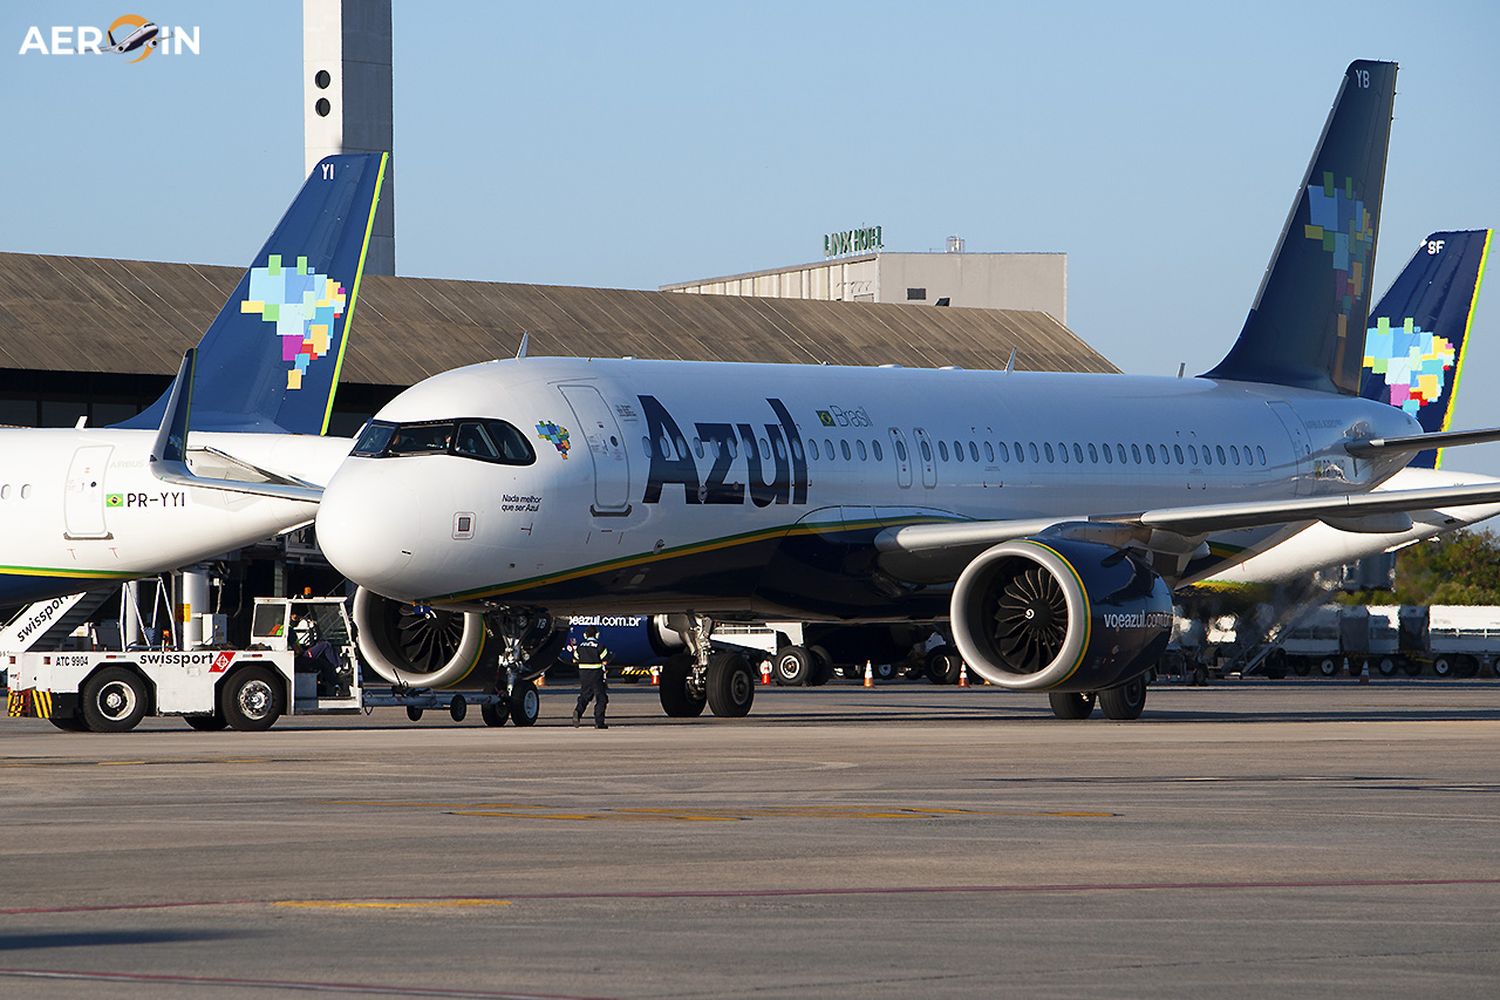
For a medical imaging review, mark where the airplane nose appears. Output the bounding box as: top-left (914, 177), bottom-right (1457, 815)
top-left (315, 460), bottom-right (418, 597)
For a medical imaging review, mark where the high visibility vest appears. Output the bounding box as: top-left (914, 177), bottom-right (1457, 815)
top-left (576, 640), bottom-right (608, 669)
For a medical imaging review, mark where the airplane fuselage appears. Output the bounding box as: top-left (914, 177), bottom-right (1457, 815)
top-left (0, 428), bottom-right (352, 605)
top-left (315, 357), bottom-right (1420, 620)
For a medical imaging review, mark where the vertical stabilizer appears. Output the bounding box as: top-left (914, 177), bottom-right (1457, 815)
top-left (1205, 61), bottom-right (1398, 394)
top-left (1361, 229), bottom-right (1492, 468)
top-left (121, 152), bottom-right (388, 435)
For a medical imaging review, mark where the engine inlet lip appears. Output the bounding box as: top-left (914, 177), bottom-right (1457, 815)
top-left (950, 539), bottom-right (1091, 691)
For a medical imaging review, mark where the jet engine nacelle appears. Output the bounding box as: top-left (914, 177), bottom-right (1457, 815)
top-left (564, 614), bottom-right (685, 666)
top-left (950, 538), bottom-right (1171, 693)
top-left (352, 587), bottom-right (489, 689)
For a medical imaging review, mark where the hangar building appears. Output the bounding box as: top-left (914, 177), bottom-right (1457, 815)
top-left (662, 248), bottom-right (1068, 321)
top-left (0, 251), bottom-right (1112, 437)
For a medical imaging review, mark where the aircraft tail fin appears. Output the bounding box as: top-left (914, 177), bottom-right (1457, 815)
top-left (1204, 61), bottom-right (1398, 394)
top-left (121, 152), bottom-right (388, 436)
top-left (1361, 229), bottom-right (1492, 469)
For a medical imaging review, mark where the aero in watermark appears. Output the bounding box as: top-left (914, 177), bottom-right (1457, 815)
top-left (18, 14), bottom-right (200, 62)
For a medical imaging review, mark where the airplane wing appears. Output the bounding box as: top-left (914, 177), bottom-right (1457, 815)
top-left (875, 478), bottom-right (1500, 580)
top-left (149, 350), bottom-right (324, 504)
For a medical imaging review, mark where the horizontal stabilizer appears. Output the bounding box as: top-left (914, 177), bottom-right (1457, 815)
top-left (1346, 425), bottom-right (1500, 457)
top-left (148, 351), bottom-right (323, 504)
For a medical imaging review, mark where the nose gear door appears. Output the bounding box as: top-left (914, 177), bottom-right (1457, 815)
top-left (64, 445), bottom-right (114, 540)
top-left (558, 384), bottom-right (633, 516)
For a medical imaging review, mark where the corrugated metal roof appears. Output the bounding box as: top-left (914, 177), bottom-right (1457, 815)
top-left (0, 253), bottom-right (1117, 385)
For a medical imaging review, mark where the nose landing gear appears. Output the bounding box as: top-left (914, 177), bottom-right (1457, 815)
top-left (484, 608), bottom-right (565, 729)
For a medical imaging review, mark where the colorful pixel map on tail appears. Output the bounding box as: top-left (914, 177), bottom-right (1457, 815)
top-left (1303, 171), bottom-right (1373, 337)
top-left (239, 254), bottom-right (348, 390)
top-left (1362, 315), bottom-right (1456, 415)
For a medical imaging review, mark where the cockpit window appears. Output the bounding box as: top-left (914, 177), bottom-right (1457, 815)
top-left (353, 418), bottom-right (535, 465)
top-left (454, 421), bottom-right (536, 464)
top-left (387, 423), bottom-right (455, 455)
top-left (352, 421), bottom-right (396, 457)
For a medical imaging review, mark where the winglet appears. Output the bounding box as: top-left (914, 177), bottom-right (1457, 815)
top-left (516, 331), bottom-right (530, 359)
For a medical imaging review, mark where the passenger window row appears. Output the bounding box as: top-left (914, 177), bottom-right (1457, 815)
top-left (924, 437), bottom-right (1268, 469)
top-left (661, 428), bottom-right (1271, 472)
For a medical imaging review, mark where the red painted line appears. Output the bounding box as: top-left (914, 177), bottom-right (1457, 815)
top-left (2, 877), bottom-right (1497, 916)
top-left (0, 966), bottom-right (608, 999)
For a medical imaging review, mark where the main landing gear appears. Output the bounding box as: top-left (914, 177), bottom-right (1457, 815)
top-left (658, 614), bottom-right (756, 719)
top-left (1047, 676), bottom-right (1148, 721)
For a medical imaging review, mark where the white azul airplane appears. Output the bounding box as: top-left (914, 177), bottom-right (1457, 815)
top-left (0, 153), bottom-right (387, 611)
top-left (182, 62), bottom-right (1500, 722)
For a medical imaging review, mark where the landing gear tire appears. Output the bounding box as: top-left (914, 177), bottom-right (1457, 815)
top-left (508, 679), bottom-right (540, 727)
top-left (806, 648), bottom-right (833, 687)
top-left (406, 704), bottom-right (424, 722)
top-left (1098, 676), bottom-right (1147, 721)
top-left (1048, 691), bottom-right (1097, 720)
top-left (449, 695), bottom-right (468, 723)
top-left (925, 646), bottom-right (963, 685)
top-left (49, 715), bottom-right (92, 732)
top-left (773, 646), bottom-right (815, 686)
top-left (184, 713), bottom-right (228, 732)
top-left (481, 699), bottom-right (509, 727)
top-left (82, 667), bottom-right (147, 733)
top-left (706, 652), bottom-right (756, 718)
top-left (222, 666), bottom-right (284, 732)
top-left (659, 653), bottom-right (707, 717)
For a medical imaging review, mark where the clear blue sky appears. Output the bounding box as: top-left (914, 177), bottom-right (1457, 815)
top-left (4, 1), bottom-right (1500, 471)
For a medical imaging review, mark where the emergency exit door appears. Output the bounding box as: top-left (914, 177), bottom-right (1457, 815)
top-left (888, 428), bottom-right (913, 488)
top-left (558, 385), bottom-right (633, 516)
top-left (64, 445), bottom-right (114, 539)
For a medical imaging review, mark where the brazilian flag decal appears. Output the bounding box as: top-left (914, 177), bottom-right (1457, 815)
top-left (106, 493), bottom-right (124, 508)
top-left (816, 410), bottom-right (835, 427)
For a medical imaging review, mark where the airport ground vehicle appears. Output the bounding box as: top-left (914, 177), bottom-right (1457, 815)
top-left (1198, 603), bottom-right (1500, 679)
top-left (4, 597), bottom-right (535, 733)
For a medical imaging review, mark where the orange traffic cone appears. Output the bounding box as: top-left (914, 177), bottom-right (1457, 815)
top-left (761, 660), bottom-right (772, 685)
top-left (958, 662), bottom-right (970, 688)
top-left (651, 666), bottom-right (660, 686)
top-left (863, 660), bottom-right (874, 688)
top-left (535, 672), bottom-right (545, 688)
top-left (1359, 660), bottom-right (1370, 685)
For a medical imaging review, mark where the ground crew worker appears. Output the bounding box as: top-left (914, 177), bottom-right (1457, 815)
top-left (572, 626), bottom-right (611, 729)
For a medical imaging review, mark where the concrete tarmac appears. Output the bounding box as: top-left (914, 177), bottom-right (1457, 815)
top-left (2, 680), bottom-right (1498, 998)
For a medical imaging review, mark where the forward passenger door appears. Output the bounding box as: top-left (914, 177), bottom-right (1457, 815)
top-left (558, 385), bottom-right (633, 516)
